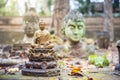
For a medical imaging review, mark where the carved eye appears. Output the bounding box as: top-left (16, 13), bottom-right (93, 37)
top-left (70, 26), bottom-right (74, 29)
top-left (69, 25), bottom-right (75, 29)
top-left (78, 25), bottom-right (82, 29)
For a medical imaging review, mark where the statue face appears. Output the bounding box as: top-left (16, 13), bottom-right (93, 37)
top-left (64, 20), bottom-right (85, 42)
top-left (25, 23), bottom-right (36, 37)
top-left (39, 25), bottom-right (45, 30)
top-left (39, 21), bottom-right (46, 30)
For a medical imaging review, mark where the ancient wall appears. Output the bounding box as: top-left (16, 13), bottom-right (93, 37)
top-left (0, 16), bottom-right (120, 44)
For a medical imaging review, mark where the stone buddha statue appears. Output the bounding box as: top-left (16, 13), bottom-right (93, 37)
top-left (33, 20), bottom-right (50, 45)
top-left (22, 7), bottom-right (39, 44)
top-left (62, 10), bottom-right (85, 42)
top-left (32, 20), bottom-right (55, 49)
top-left (22, 21), bottom-right (60, 77)
top-left (62, 10), bottom-right (88, 58)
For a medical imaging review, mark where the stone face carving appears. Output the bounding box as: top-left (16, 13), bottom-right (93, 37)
top-left (22, 8), bottom-right (39, 44)
top-left (24, 23), bottom-right (37, 38)
top-left (62, 10), bottom-right (88, 58)
top-left (62, 10), bottom-right (85, 43)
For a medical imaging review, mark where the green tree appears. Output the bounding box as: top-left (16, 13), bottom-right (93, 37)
top-left (0, 0), bottom-right (8, 16)
top-left (0, 0), bottom-right (8, 8)
top-left (5, 0), bottom-right (19, 16)
top-left (74, 0), bottom-right (91, 15)
top-left (38, 0), bottom-right (54, 16)
top-left (0, 0), bottom-right (19, 16)
top-left (47, 0), bottom-right (54, 12)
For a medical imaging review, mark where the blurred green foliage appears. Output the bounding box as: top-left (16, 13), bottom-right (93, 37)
top-left (88, 53), bottom-right (109, 68)
top-left (0, 0), bottom-right (19, 16)
top-left (75, 0), bottom-right (120, 16)
top-left (39, 0), bottom-right (54, 16)
top-left (0, 0), bottom-right (54, 16)
top-left (0, 0), bottom-right (8, 16)
top-left (74, 0), bottom-right (91, 15)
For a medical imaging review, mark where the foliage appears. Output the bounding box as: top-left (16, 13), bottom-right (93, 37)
top-left (0, 0), bottom-right (19, 16)
top-left (0, 0), bottom-right (8, 16)
top-left (88, 53), bottom-right (109, 68)
top-left (0, 0), bottom-right (8, 8)
top-left (88, 54), bottom-right (97, 64)
top-left (6, 0), bottom-right (19, 16)
top-left (74, 0), bottom-right (91, 15)
top-left (47, 0), bottom-right (54, 12)
top-left (113, 0), bottom-right (119, 12)
top-left (0, 0), bottom-right (54, 16)
top-left (39, 8), bottom-right (46, 16)
top-left (39, 0), bottom-right (54, 16)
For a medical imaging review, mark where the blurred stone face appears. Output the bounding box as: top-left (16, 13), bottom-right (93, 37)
top-left (39, 21), bottom-right (46, 31)
top-left (39, 24), bottom-right (45, 30)
top-left (64, 20), bottom-right (85, 42)
top-left (25, 23), bottom-right (36, 37)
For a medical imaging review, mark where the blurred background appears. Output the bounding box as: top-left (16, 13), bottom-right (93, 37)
top-left (0, 0), bottom-right (120, 44)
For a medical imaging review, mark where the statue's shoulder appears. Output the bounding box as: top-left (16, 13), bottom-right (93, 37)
top-left (35, 30), bottom-right (41, 34)
top-left (44, 30), bottom-right (50, 34)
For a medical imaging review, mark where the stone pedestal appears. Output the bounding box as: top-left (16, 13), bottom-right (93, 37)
top-left (21, 48), bottom-right (60, 76)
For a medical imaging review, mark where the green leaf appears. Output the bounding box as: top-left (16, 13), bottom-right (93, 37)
top-left (94, 56), bottom-right (104, 67)
top-left (88, 53), bottom-right (109, 68)
top-left (88, 54), bottom-right (98, 64)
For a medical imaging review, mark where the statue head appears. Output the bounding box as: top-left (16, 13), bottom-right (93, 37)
top-left (25, 22), bottom-right (36, 37)
top-left (39, 20), bottom-right (46, 31)
top-left (62, 10), bottom-right (85, 42)
top-left (23, 7), bottom-right (39, 37)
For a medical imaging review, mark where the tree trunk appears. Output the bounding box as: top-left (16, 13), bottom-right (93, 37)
top-left (51, 0), bottom-right (70, 37)
top-left (104, 0), bottom-right (114, 41)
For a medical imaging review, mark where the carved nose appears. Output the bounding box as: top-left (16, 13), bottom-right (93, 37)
top-left (74, 28), bottom-right (79, 34)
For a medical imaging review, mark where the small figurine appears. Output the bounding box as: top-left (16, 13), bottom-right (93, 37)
top-left (33, 20), bottom-right (55, 49)
top-left (33, 20), bottom-right (50, 44)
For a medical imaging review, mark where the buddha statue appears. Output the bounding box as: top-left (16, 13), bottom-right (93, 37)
top-left (22, 7), bottom-right (39, 44)
top-left (33, 20), bottom-right (55, 49)
top-left (22, 20), bottom-right (60, 76)
top-left (62, 10), bottom-right (85, 43)
top-left (33, 20), bottom-right (50, 44)
top-left (62, 10), bottom-right (88, 58)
